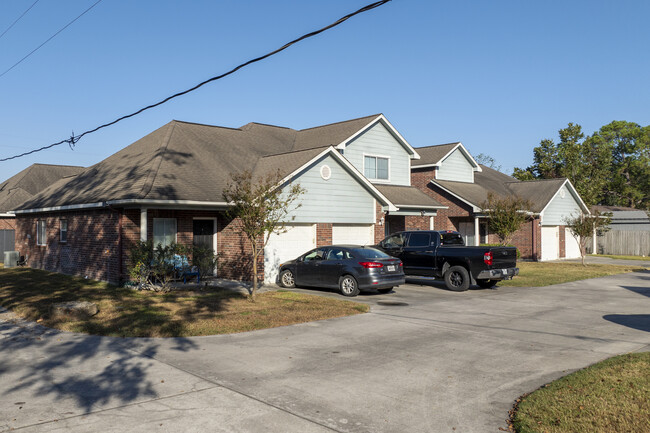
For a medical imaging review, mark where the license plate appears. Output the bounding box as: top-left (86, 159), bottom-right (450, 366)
top-left (387, 265), bottom-right (396, 272)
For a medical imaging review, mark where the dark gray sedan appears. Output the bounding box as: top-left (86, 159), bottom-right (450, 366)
top-left (277, 245), bottom-right (405, 296)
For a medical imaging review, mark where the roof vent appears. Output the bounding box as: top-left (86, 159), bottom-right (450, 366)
top-left (320, 165), bottom-right (332, 180)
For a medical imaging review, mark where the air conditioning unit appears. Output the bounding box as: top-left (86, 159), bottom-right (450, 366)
top-left (4, 251), bottom-right (19, 268)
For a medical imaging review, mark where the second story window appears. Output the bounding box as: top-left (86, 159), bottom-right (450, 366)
top-left (364, 155), bottom-right (389, 180)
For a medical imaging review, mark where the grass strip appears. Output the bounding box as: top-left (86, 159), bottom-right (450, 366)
top-left (498, 262), bottom-right (646, 287)
top-left (511, 352), bottom-right (650, 433)
top-left (590, 254), bottom-right (650, 262)
top-left (0, 268), bottom-right (368, 337)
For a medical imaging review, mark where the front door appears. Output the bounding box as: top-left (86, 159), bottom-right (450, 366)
top-left (193, 220), bottom-right (214, 249)
top-left (193, 219), bottom-right (215, 275)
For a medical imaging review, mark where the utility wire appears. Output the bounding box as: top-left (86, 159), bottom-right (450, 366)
top-left (0, 0), bottom-right (40, 41)
top-left (0, 0), bottom-right (392, 162)
top-left (0, 0), bottom-right (102, 79)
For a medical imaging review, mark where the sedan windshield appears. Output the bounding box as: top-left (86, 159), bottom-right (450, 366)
top-left (351, 247), bottom-right (391, 259)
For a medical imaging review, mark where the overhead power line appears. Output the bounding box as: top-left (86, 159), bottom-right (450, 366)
top-left (0, 0), bottom-right (40, 41)
top-left (0, 0), bottom-right (392, 162)
top-left (0, 0), bottom-right (103, 79)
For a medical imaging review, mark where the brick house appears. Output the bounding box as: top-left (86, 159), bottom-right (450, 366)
top-left (410, 142), bottom-right (590, 260)
top-left (13, 114), bottom-right (446, 284)
top-left (0, 164), bottom-right (84, 263)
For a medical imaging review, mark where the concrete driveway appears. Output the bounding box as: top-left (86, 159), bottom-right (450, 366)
top-left (1, 271), bottom-right (649, 433)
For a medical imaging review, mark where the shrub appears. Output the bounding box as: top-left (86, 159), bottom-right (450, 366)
top-left (191, 245), bottom-right (219, 278)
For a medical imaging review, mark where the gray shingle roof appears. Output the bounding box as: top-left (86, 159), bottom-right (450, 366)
top-left (374, 184), bottom-right (446, 209)
top-left (412, 143), bottom-right (460, 167)
top-left (18, 115), bottom-right (385, 210)
top-left (431, 164), bottom-right (571, 213)
top-left (0, 164), bottom-right (84, 213)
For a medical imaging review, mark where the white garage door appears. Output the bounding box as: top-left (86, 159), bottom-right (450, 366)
top-left (565, 229), bottom-right (581, 259)
top-left (264, 224), bottom-right (316, 284)
top-left (541, 226), bottom-right (559, 261)
top-left (332, 224), bottom-right (374, 246)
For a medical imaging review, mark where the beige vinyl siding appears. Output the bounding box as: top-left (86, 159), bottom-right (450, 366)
top-left (344, 122), bottom-right (411, 186)
top-left (541, 184), bottom-right (583, 226)
top-left (282, 155), bottom-right (375, 224)
top-left (437, 148), bottom-right (474, 182)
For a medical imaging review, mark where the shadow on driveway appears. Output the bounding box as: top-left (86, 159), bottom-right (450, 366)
top-left (603, 314), bottom-right (650, 333)
top-left (0, 315), bottom-right (198, 414)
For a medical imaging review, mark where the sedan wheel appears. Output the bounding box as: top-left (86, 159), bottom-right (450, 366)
top-left (280, 269), bottom-right (295, 288)
top-left (339, 275), bottom-right (360, 297)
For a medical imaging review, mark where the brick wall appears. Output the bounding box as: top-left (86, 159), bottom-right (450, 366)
top-left (374, 202), bottom-right (386, 243)
top-left (0, 218), bottom-right (16, 230)
top-left (316, 223), bottom-right (332, 247)
top-left (411, 167), bottom-right (541, 260)
top-left (559, 225), bottom-right (566, 258)
top-left (16, 209), bottom-right (121, 283)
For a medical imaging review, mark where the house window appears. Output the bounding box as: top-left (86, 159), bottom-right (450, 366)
top-left (60, 219), bottom-right (68, 243)
top-left (37, 220), bottom-right (46, 246)
top-left (364, 155), bottom-right (389, 180)
top-left (153, 218), bottom-right (177, 247)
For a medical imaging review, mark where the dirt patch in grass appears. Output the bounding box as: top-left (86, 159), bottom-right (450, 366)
top-left (498, 262), bottom-right (646, 287)
top-left (510, 352), bottom-right (650, 433)
top-left (0, 268), bottom-right (368, 337)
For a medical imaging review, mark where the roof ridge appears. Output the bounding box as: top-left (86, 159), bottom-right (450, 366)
top-left (509, 177), bottom-right (567, 184)
top-left (242, 122), bottom-right (294, 130)
top-left (261, 145), bottom-right (331, 159)
top-left (298, 114), bottom-right (381, 132)
top-left (172, 119), bottom-right (242, 131)
top-left (138, 122), bottom-right (177, 199)
top-left (415, 142), bottom-right (460, 150)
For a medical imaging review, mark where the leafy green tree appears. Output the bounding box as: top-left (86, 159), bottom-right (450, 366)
top-left (591, 121), bottom-right (650, 209)
top-left (222, 169), bottom-right (305, 300)
top-left (514, 121), bottom-right (649, 210)
top-left (513, 123), bottom-right (613, 206)
top-left (480, 193), bottom-right (533, 246)
top-left (564, 211), bottom-right (612, 266)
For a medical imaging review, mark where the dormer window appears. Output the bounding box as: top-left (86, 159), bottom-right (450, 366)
top-left (364, 155), bottom-right (389, 181)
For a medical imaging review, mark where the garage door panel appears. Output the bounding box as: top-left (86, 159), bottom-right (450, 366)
top-left (565, 230), bottom-right (581, 259)
top-left (264, 224), bottom-right (316, 284)
top-left (541, 226), bottom-right (559, 261)
top-left (332, 224), bottom-right (374, 246)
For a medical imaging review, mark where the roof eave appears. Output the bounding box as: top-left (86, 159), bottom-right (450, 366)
top-left (429, 180), bottom-right (482, 212)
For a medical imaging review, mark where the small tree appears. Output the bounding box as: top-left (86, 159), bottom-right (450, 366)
top-left (480, 193), bottom-right (533, 246)
top-left (564, 211), bottom-right (612, 266)
top-left (222, 169), bottom-right (305, 300)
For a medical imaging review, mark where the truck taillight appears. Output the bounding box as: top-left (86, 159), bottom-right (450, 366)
top-left (483, 251), bottom-right (493, 266)
top-left (359, 262), bottom-right (384, 268)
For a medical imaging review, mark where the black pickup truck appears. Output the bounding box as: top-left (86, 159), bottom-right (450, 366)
top-left (376, 230), bottom-right (518, 291)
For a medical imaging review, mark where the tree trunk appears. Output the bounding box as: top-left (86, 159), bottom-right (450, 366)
top-left (250, 242), bottom-right (258, 301)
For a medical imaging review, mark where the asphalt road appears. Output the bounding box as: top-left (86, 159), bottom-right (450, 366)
top-left (1, 270), bottom-right (649, 432)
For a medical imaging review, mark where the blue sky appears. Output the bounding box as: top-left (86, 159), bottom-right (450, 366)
top-left (1, 0), bottom-right (648, 180)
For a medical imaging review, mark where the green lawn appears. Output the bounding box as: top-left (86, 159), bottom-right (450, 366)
top-left (591, 254), bottom-right (650, 261)
top-left (498, 261), bottom-right (647, 287)
top-left (0, 267), bottom-right (368, 337)
top-left (511, 352), bottom-right (650, 433)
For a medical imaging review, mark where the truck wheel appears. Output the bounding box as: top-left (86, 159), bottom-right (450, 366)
top-left (477, 279), bottom-right (498, 289)
top-left (339, 275), bottom-right (360, 297)
top-left (444, 266), bottom-right (470, 292)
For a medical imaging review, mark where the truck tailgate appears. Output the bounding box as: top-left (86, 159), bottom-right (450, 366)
top-left (490, 248), bottom-right (517, 268)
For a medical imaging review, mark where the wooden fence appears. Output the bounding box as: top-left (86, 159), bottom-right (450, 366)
top-left (587, 230), bottom-right (650, 256)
